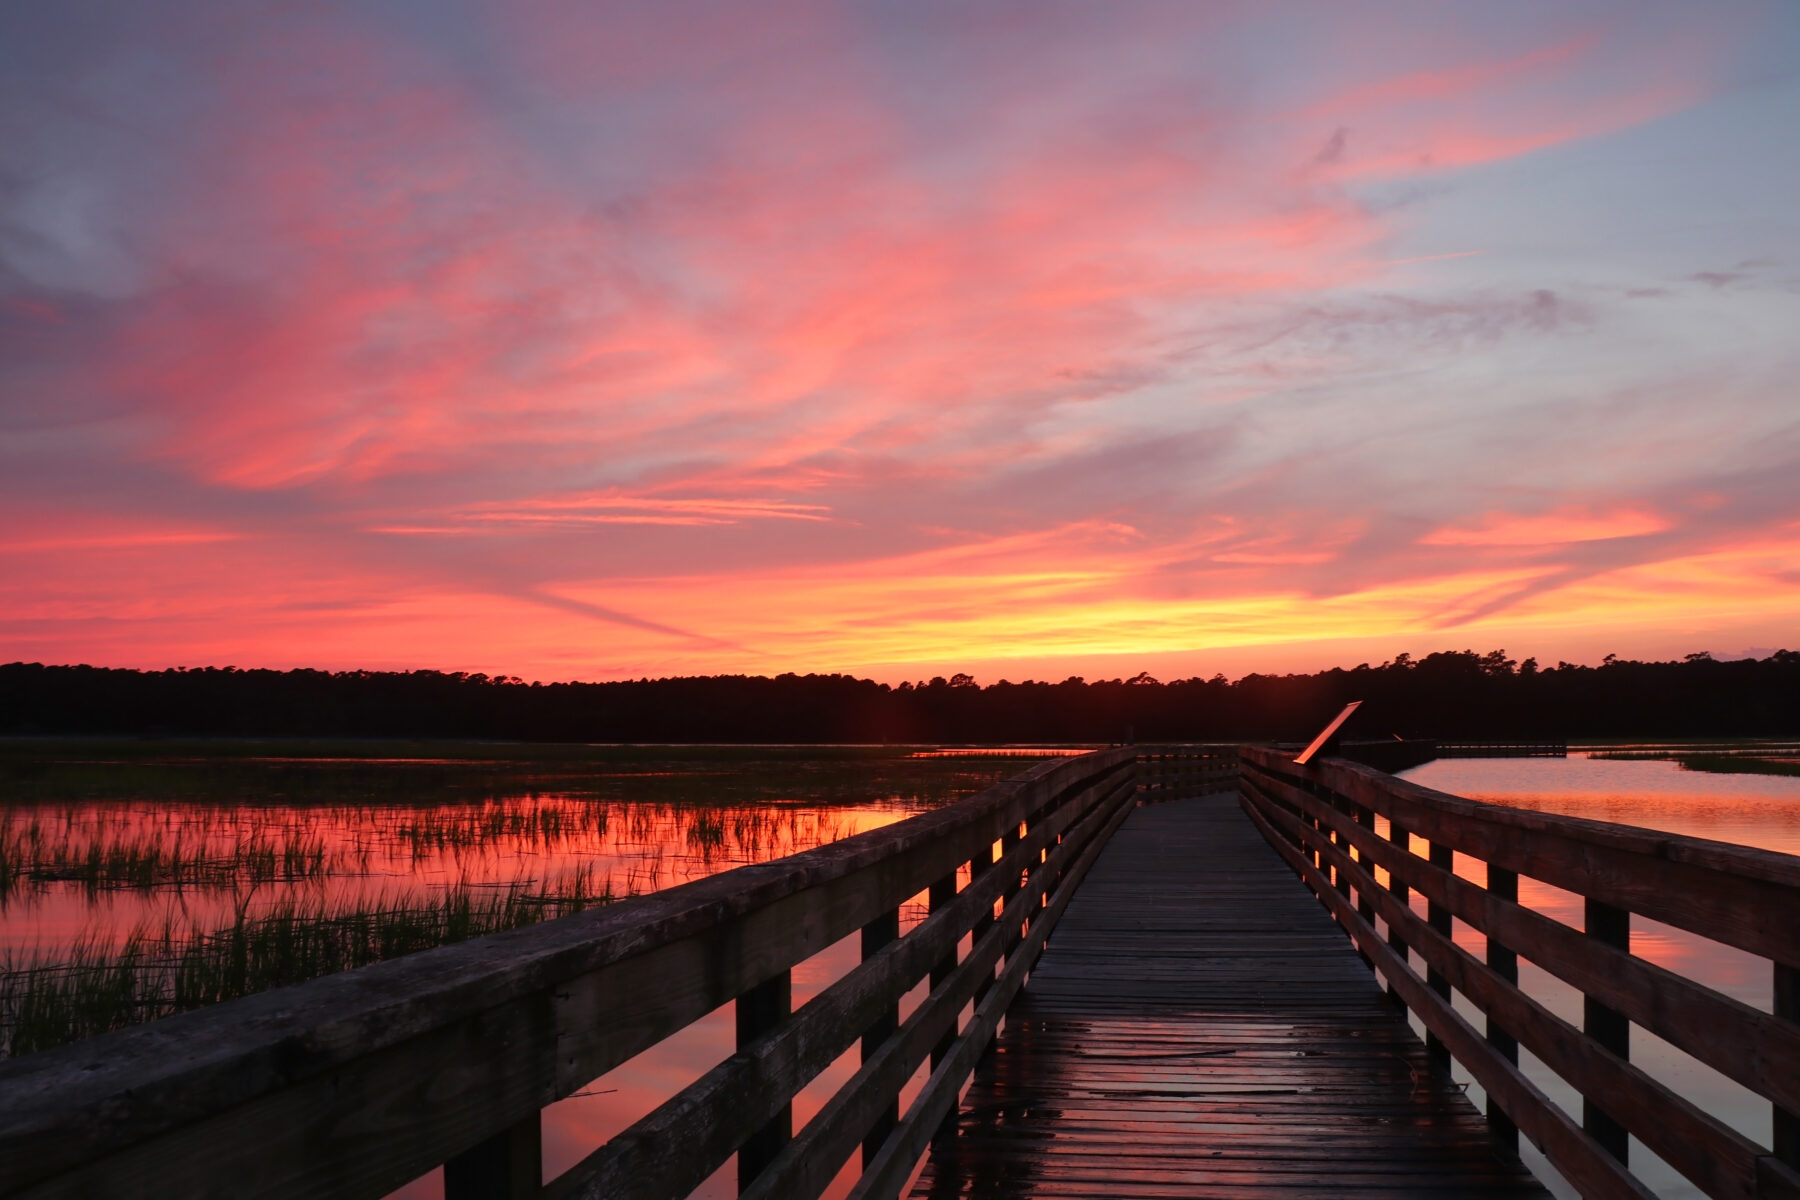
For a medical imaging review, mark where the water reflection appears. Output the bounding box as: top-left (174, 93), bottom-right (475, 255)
top-left (1396, 755), bottom-right (1800, 1200)
top-left (0, 748), bottom-right (1016, 1200)
top-left (1407, 755), bottom-right (1800, 854)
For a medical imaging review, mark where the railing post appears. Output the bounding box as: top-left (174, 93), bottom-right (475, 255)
top-left (1386, 820), bottom-right (1411, 1005)
top-left (928, 870), bottom-right (959, 1072)
top-left (444, 1112), bottom-right (541, 1200)
top-left (861, 907), bottom-right (900, 1168)
top-left (1332, 797), bottom-right (1353, 906)
top-left (985, 818), bottom-right (1030, 1028)
top-left (1003, 819), bottom-right (1028, 931)
top-left (1332, 798), bottom-right (1374, 969)
top-left (970, 838), bottom-right (997, 1009)
top-left (1426, 839), bottom-right (1453, 1074)
top-left (736, 970), bottom-right (792, 1192)
top-left (1353, 804), bottom-right (1376, 929)
top-left (928, 868), bottom-right (962, 1148)
top-left (1486, 865), bottom-right (1520, 1157)
top-left (1303, 778), bottom-right (1325, 879)
top-left (1584, 899), bottom-right (1630, 1163)
top-left (1775, 961), bottom-right (1797, 1169)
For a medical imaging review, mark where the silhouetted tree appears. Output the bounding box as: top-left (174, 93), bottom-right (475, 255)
top-left (2, 650), bottom-right (1796, 744)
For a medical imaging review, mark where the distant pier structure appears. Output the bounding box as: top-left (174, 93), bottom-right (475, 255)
top-left (1438, 741), bottom-right (1570, 758)
top-left (4, 737), bottom-right (1796, 1200)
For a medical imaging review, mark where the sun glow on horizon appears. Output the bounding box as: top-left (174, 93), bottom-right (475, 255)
top-left (2, 3), bottom-right (1796, 680)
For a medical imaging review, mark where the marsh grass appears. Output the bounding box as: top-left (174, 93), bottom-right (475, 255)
top-left (0, 816), bottom-right (329, 897)
top-left (0, 869), bottom-right (611, 1058)
top-left (1587, 747), bottom-right (1800, 777)
top-left (0, 743), bottom-right (1023, 1060)
top-left (1674, 754), bottom-right (1800, 777)
top-left (384, 800), bottom-right (612, 860)
top-left (0, 800), bottom-right (879, 1058)
top-left (0, 740), bottom-right (1022, 810)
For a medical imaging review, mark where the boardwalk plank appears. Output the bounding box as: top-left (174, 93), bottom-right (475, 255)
top-left (911, 792), bottom-right (1549, 1199)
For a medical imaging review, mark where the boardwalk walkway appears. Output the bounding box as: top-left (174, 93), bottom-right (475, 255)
top-left (911, 791), bottom-right (1550, 1199)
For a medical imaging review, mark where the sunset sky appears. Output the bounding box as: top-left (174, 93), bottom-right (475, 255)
top-left (2, 2), bottom-right (1797, 683)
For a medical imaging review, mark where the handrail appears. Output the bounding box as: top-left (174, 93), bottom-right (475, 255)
top-left (1237, 744), bottom-right (1800, 1200)
top-left (0, 747), bottom-right (1170, 1200)
top-left (1437, 742), bottom-right (1568, 758)
top-left (1132, 743), bottom-right (1238, 801)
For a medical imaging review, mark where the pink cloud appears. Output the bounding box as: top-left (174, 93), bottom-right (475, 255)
top-left (0, 2), bottom-right (1788, 680)
top-left (1422, 506), bottom-right (1671, 547)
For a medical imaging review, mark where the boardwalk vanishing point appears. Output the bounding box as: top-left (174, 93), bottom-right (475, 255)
top-left (2, 742), bottom-right (1797, 1200)
top-left (915, 790), bottom-right (1547, 1198)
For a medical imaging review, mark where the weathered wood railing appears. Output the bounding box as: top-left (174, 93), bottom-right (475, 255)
top-left (1438, 742), bottom-right (1569, 758)
top-left (0, 748), bottom-right (1144, 1200)
top-left (1135, 742), bottom-right (1238, 800)
top-left (1237, 744), bottom-right (1800, 1200)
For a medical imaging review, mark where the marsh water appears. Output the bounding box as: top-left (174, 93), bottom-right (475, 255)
top-left (1400, 750), bottom-right (1800, 1200)
top-left (0, 742), bottom-right (1061, 1198)
top-left (3, 742), bottom-right (1797, 1199)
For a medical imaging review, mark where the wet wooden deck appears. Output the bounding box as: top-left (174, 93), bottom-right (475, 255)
top-left (910, 791), bottom-right (1550, 1198)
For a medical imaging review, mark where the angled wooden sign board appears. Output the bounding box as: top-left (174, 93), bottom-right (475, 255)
top-left (1293, 700), bottom-right (1361, 765)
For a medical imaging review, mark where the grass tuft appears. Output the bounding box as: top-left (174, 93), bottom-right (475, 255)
top-left (0, 870), bottom-right (610, 1058)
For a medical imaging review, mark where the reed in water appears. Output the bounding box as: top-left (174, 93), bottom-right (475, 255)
top-left (0, 869), bottom-right (612, 1058)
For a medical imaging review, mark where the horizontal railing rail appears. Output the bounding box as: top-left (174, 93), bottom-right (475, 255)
top-left (0, 748), bottom-right (1141, 1200)
top-left (1437, 742), bottom-right (1568, 758)
top-left (1132, 742), bottom-right (1239, 801)
top-left (1237, 744), bottom-right (1800, 1200)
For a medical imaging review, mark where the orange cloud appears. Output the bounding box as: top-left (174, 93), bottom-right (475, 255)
top-left (0, 3), bottom-right (1784, 683)
top-left (1422, 507), bottom-right (1671, 548)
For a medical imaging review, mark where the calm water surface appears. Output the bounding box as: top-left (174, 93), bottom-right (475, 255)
top-left (0, 744), bottom-right (1064, 1199)
top-left (8, 747), bottom-right (1794, 1198)
top-left (1400, 754), bottom-right (1800, 1200)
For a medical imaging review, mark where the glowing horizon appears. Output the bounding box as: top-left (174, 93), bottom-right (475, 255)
top-left (3, 3), bottom-right (1797, 685)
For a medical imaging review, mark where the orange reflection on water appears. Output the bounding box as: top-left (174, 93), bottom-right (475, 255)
top-left (0, 752), bottom-right (1009, 1200)
top-left (1391, 755), bottom-right (1800, 1200)
top-left (0, 796), bottom-right (908, 957)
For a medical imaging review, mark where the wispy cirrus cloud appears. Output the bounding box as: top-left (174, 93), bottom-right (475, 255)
top-left (1, 1), bottom-right (1795, 680)
top-left (1422, 506), bottom-right (1671, 547)
top-left (374, 493), bottom-right (835, 534)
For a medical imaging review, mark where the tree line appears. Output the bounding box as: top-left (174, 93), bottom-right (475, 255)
top-left (3, 650), bottom-right (1797, 743)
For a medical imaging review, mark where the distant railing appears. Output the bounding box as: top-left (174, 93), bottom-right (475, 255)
top-left (1438, 742), bottom-right (1568, 758)
top-left (1134, 743), bottom-right (1239, 800)
top-left (1237, 745), bottom-right (1800, 1200)
top-left (0, 748), bottom-right (1150, 1200)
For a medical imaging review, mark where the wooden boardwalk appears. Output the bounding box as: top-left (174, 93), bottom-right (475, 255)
top-left (18, 746), bottom-right (1790, 1199)
top-left (911, 791), bottom-right (1549, 1199)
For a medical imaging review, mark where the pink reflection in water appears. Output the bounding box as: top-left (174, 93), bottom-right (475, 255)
top-left (0, 797), bottom-right (909, 954)
top-left (1393, 755), bottom-right (1800, 1200)
top-left (1403, 756), bottom-right (1800, 856)
top-left (389, 891), bottom-right (947, 1199)
top-left (2, 754), bottom-right (1011, 1200)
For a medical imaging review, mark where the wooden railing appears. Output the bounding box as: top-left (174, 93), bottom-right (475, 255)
top-left (1237, 744), bottom-right (1800, 1200)
top-left (1438, 742), bottom-right (1568, 758)
top-left (1134, 743), bottom-right (1238, 800)
top-left (0, 748), bottom-right (1141, 1200)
